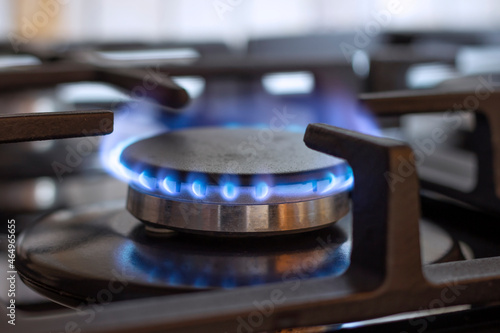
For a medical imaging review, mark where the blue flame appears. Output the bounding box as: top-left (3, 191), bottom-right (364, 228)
top-left (321, 173), bottom-right (337, 194)
top-left (99, 101), bottom-right (169, 182)
top-left (191, 180), bottom-right (206, 198)
top-left (106, 116), bottom-right (355, 202)
top-left (254, 182), bottom-right (270, 201)
top-left (157, 80), bottom-right (381, 137)
top-left (138, 171), bottom-right (155, 191)
top-left (118, 161), bottom-right (354, 204)
top-left (221, 182), bottom-right (238, 201)
top-left (103, 136), bottom-right (145, 183)
top-left (161, 176), bottom-right (177, 194)
top-left (100, 91), bottom-right (366, 202)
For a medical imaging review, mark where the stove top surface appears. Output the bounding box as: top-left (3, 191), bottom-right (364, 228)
top-left (15, 201), bottom-right (351, 307)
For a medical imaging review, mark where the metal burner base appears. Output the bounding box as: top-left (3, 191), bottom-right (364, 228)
top-left (127, 186), bottom-right (350, 236)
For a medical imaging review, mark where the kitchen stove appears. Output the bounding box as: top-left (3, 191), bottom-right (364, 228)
top-left (1, 37), bottom-right (500, 333)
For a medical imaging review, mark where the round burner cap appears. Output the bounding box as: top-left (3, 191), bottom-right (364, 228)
top-left (120, 127), bottom-right (348, 186)
top-left (121, 127), bottom-right (353, 235)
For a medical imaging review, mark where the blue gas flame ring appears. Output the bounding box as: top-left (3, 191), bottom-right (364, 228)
top-left (122, 166), bottom-right (353, 205)
top-left (118, 128), bottom-right (354, 204)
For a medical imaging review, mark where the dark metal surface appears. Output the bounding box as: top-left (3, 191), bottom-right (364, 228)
top-left (0, 63), bottom-right (189, 110)
top-left (335, 304), bottom-right (500, 333)
top-left (360, 89), bottom-right (500, 214)
top-left (15, 200), bottom-right (461, 308)
top-left (421, 195), bottom-right (500, 259)
top-left (0, 110), bottom-right (113, 143)
top-left (15, 202), bottom-right (350, 306)
top-left (304, 123), bottom-right (423, 283)
top-left (96, 67), bottom-right (189, 109)
top-left (0, 64), bottom-right (94, 89)
top-left (120, 128), bottom-right (348, 185)
top-left (11, 124), bottom-right (500, 333)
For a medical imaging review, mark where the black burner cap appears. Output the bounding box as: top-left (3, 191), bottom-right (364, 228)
top-left (120, 127), bottom-right (347, 185)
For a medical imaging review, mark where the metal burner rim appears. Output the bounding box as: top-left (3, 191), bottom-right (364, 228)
top-left (126, 186), bottom-right (350, 236)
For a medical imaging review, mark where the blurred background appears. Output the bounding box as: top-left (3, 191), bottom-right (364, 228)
top-left (1, 0), bottom-right (500, 217)
top-left (1, 0), bottom-right (500, 44)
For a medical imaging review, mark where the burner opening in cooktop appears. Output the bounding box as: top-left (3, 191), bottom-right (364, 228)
top-left (15, 202), bottom-right (463, 308)
top-left (15, 203), bottom-right (352, 307)
top-left (115, 128), bottom-right (353, 235)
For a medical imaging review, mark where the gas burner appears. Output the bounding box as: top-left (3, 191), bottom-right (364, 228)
top-left (120, 128), bottom-right (353, 236)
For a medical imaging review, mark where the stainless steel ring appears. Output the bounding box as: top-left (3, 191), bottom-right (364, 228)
top-left (127, 186), bottom-right (350, 236)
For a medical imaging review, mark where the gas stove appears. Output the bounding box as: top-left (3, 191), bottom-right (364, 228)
top-left (1, 38), bottom-right (500, 333)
